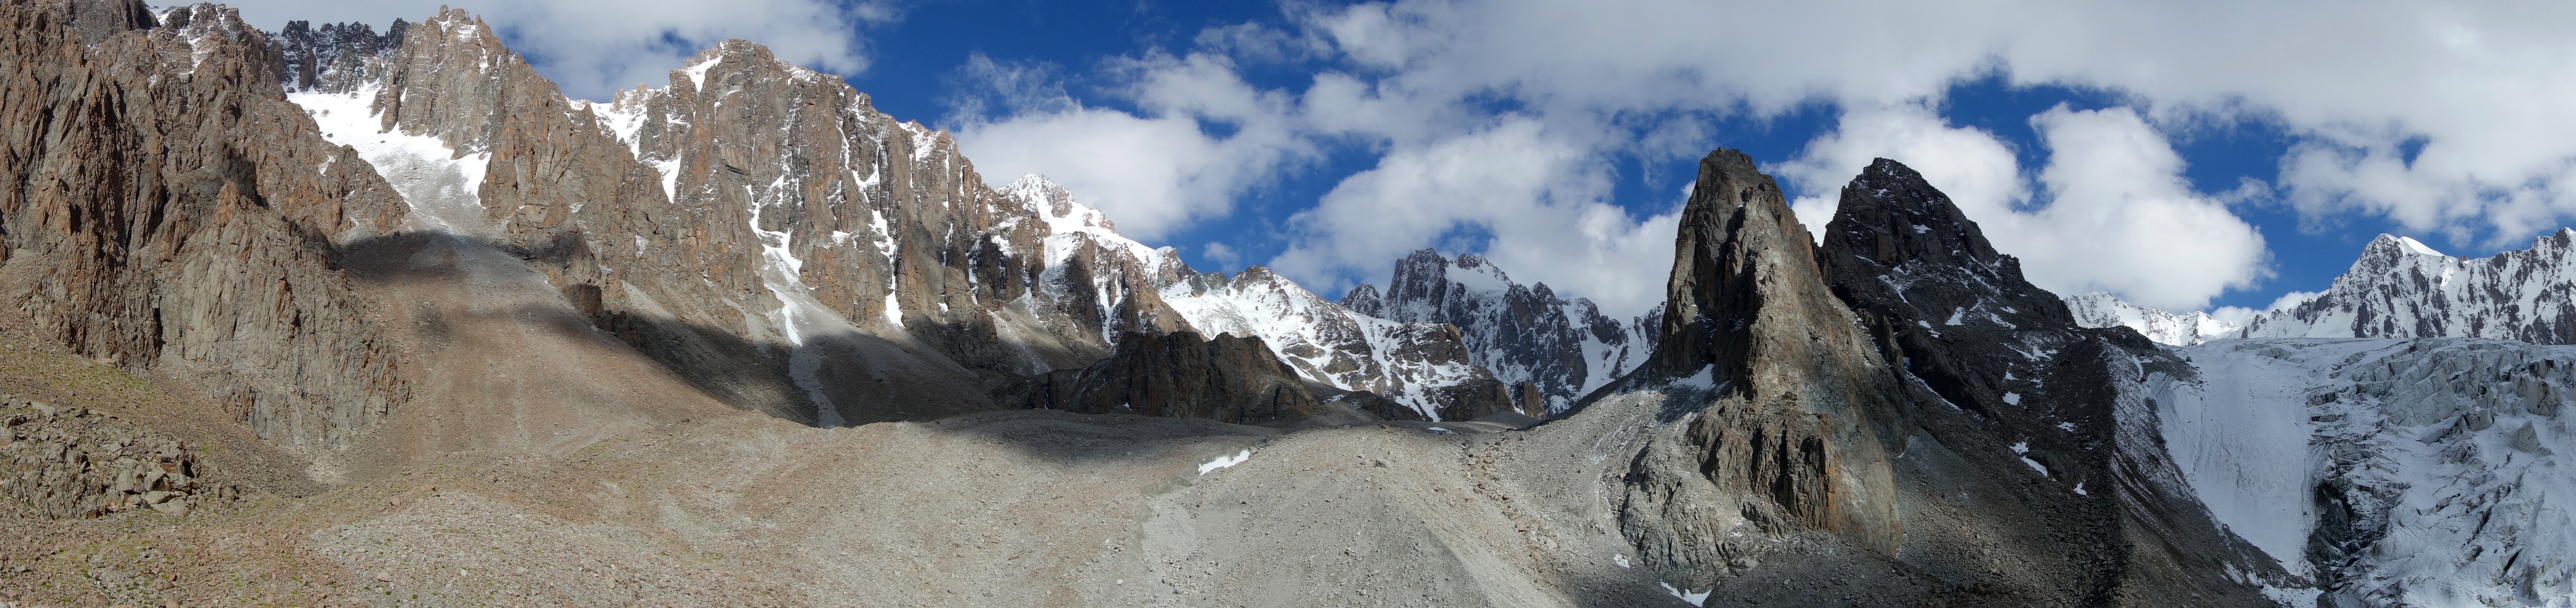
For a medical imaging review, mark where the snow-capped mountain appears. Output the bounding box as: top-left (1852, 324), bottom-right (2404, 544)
top-left (2157, 337), bottom-right (2576, 606)
top-left (2064, 292), bottom-right (2242, 346)
top-left (2240, 231), bottom-right (2576, 343)
top-left (1163, 267), bottom-right (1534, 421)
top-left (266, 10), bottom-right (1505, 426)
top-left (1340, 250), bottom-right (1657, 414)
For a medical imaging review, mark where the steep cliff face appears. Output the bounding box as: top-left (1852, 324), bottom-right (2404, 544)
top-left (1598, 150), bottom-right (1908, 584)
top-left (0, 1), bottom-right (412, 456)
top-left (2240, 231), bottom-right (2576, 343)
top-left (1342, 250), bottom-right (1656, 415)
top-left (1815, 158), bottom-right (2279, 605)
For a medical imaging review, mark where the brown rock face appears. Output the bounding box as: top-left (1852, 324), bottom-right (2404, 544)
top-left (0, 1), bottom-right (411, 454)
top-left (1030, 331), bottom-right (1321, 425)
top-left (1606, 149), bottom-right (1907, 582)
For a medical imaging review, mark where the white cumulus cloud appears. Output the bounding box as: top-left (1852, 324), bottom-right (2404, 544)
top-left (948, 53), bottom-right (1313, 241)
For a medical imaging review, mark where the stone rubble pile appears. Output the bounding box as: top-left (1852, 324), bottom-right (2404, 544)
top-left (1, 394), bottom-right (227, 519)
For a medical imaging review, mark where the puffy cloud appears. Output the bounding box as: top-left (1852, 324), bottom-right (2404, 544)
top-left (2017, 106), bottom-right (2270, 310)
top-left (219, 0), bottom-right (894, 101)
top-left (948, 53), bottom-right (1314, 241)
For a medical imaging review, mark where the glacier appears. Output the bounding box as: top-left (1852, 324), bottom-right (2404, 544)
top-left (2156, 338), bottom-right (2576, 607)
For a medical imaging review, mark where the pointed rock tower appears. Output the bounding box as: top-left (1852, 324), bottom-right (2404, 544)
top-left (1606, 150), bottom-right (1909, 582)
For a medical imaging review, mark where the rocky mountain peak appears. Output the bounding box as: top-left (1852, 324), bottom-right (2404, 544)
top-left (1336, 283), bottom-right (1384, 317)
top-left (1001, 174), bottom-right (1118, 235)
top-left (2358, 233), bottom-right (2449, 261)
top-left (1818, 158), bottom-right (2075, 328)
top-left (1607, 149), bottom-right (1908, 570)
top-left (1646, 149), bottom-right (1840, 378)
top-left (1348, 248), bottom-right (1654, 414)
top-left (1828, 158), bottom-right (2002, 269)
top-left (1813, 157), bottom-right (2280, 604)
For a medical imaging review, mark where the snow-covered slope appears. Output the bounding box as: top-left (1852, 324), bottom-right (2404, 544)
top-left (2155, 338), bottom-right (2576, 606)
top-left (1342, 250), bottom-right (1657, 414)
top-left (2064, 292), bottom-right (2241, 346)
top-left (1162, 267), bottom-right (1505, 420)
top-left (2240, 231), bottom-right (2576, 343)
top-left (983, 177), bottom-right (1518, 421)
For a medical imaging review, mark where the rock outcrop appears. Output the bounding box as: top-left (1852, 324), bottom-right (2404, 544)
top-left (1, 393), bottom-right (223, 519)
top-left (1342, 250), bottom-right (1656, 415)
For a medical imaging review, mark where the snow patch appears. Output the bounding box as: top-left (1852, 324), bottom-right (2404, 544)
top-left (1197, 450), bottom-right (1253, 475)
top-left (1659, 583), bottom-right (1711, 606)
top-left (2394, 236), bottom-right (2446, 257)
top-left (288, 86), bottom-right (491, 234)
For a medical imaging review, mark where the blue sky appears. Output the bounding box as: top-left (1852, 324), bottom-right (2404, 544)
top-left (226, 0), bottom-right (2576, 319)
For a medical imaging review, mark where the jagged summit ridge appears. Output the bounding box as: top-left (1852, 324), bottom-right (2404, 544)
top-left (1339, 249), bottom-right (1656, 414)
top-left (271, 9), bottom-right (1518, 428)
top-left (2062, 292), bottom-right (2241, 346)
top-left (2241, 229), bottom-right (2576, 343)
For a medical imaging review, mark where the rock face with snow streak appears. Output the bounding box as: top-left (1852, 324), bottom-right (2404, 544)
top-left (2157, 338), bottom-right (2576, 606)
top-left (2240, 231), bottom-right (2576, 343)
top-left (2063, 292), bottom-right (2241, 346)
top-left (1815, 157), bottom-right (2280, 605)
top-left (1342, 250), bottom-right (1656, 415)
top-left (0, 1), bottom-right (413, 456)
top-left (275, 13), bottom-right (1220, 426)
top-left (264, 8), bottom-right (1505, 432)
